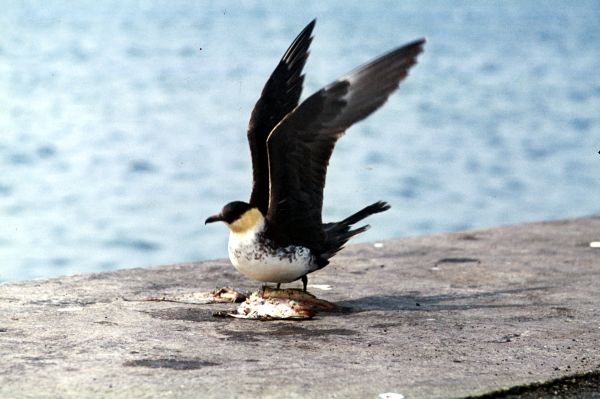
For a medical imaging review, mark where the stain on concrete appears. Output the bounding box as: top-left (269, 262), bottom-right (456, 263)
top-left (93, 320), bottom-right (118, 326)
top-left (26, 299), bottom-right (99, 307)
top-left (144, 307), bottom-right (225, 322)
top-left (123, 358), bottom-right (219, 370)
top-left (219, 325), bottom-right (357, 342)
top-left (435, 257), bottom-right (481, 265)
top-left (551, 306), bottom-right (575, 319)
top-left (460, 234), bottom-right (480, 241)
top-left (338, 288), bottom-right (554, 312)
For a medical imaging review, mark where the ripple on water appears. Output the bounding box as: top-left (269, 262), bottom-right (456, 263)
top-left (9, 152), bottom-right (34, 165)
top-left (128, 160), bottom-right (158, 174)
top-left (0, 185), bottom-right (13, 197)
top-left (105, 238), bottom-right (161, 252)
top-left (36, 145), bottom-right (57, 158)
top-left (569, 117), bottom-right (593, 132)
top-left (393, 175), bottom-right (424, 200)
top-left (51, 257), bottom-right (71, 267)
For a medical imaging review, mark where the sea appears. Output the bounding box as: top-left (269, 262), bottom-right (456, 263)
top-left (1, 0), bottom-right (599, 282)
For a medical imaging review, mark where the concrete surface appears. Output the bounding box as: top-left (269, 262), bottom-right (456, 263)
top-left (1, 217), bottom-right (599, 398)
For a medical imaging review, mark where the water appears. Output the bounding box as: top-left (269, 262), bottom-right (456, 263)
top-left (1, 1), bottom-right (599, 282)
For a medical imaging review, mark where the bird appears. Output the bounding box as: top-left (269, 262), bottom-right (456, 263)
top-left (205, 19), bottom-right (425, 292)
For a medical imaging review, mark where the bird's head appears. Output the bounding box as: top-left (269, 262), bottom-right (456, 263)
top-left (205, 201), bottom-right (264, 234)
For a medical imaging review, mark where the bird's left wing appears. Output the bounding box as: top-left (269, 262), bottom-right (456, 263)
top-left (247, 20), bottom-right (316, 215)
top-left (266, 39), bottom-right (425, 248)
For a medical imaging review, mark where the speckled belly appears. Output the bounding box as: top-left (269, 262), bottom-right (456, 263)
top-left (228, 233), bottom-right (315, 283)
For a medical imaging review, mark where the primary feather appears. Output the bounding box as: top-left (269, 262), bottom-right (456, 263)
top-left (265, 38), bottom-right (426, 250)
top-left (247, 20), bottom-right (316, 215)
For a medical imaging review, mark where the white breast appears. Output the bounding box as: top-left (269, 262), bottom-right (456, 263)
top-left (227, 221), bottom-right (315, 283)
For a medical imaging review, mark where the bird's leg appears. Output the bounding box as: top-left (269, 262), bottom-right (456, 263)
top-left (276, 283), bottom-right (281, 290)
top-left (301, 275), bottom-right (308, 292)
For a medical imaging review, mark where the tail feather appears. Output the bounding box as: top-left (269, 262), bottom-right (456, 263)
top-left (335, 201), bottom-right (391, 227)
top-left (319, 201), bottom-right (390, 262)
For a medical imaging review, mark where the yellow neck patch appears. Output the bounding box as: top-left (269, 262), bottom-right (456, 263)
top-left (228, 208), bottom-right (264, 234)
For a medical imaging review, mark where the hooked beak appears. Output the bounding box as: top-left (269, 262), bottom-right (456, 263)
top-left (205, 214), bottom-right (223, 224)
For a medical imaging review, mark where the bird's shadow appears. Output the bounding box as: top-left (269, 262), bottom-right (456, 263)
top-left (333, 286), bottom-right (554, 313)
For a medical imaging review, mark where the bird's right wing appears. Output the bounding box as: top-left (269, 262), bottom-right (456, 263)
top-left (247, 20), bottom-right (316, 215)
top-left (265, 39), bottom-right (425, 248)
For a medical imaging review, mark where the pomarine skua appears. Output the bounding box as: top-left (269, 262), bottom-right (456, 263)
top-left (206, 20), bottom-right (425, 292)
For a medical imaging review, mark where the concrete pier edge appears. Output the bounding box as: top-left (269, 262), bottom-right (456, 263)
top-left (465, 370), bottom-right (600, 398)
top-left (1, 216), bottom-right (599, 398)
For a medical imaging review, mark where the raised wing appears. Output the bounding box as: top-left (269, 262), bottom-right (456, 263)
top-left (247, 19), bottom-right (316, 215)
top-left (266, 38), bottom-right (426, 249)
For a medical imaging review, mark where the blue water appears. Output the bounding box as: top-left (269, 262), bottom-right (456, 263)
top-left (1, 1), bottom-right (599, 282)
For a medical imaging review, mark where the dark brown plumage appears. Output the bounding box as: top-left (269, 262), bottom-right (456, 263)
top-left (248, 20), bottom-right (315, 216)
top-left (207, 20), bottom-right (425, 290)
top-left (264, 38), bottom-right (425, 251)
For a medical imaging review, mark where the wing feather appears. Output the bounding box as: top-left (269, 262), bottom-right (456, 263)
top-left (247, 20), bottom-right (316, 215)
top-left (266, 38), bottom-right (426, 249)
